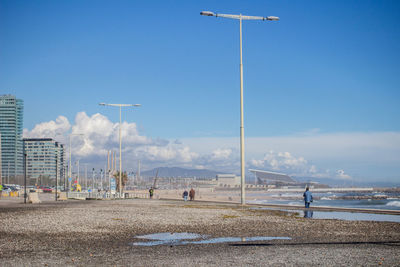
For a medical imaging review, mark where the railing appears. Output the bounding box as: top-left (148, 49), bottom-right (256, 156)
top-left (66, 192), bottom-right (152, 200)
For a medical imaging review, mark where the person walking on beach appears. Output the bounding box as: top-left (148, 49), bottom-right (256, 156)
top-left (149, 187), bottom-right (154, 199)
top-left (189, 188), bottom-right (195, 201)
top-left (303, 187), bottom-right (313, 208)
top-left (182, 190), bottom-right (188, 201)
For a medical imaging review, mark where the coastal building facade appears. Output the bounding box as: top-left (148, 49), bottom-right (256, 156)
top-left (23, 138), bottom-right (65, 186)
top-left (216, 174), bottom-right (240, 187)
top-left (0, 95), bottom-right (24, 182)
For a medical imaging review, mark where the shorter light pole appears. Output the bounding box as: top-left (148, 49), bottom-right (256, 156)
top-left (92, 168), bottom-right (95, 192)
top-left (69, 133), bottom-right (84, 190)
top-left (24, 153), bottom-right (27, 204)
top-left (7, 162), bottom-right (10, 184)
top-left (55, 154), bottom-right (58, 201)
top-left (99, 102), bottom-right (141, 197)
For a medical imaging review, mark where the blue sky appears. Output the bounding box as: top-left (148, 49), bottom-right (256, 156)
top-left (1, 0), bottom-right (399, 184)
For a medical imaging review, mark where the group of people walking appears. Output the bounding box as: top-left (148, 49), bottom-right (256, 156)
top-left (148, 187), bottom-right (196, 201)
top-left (183, 188), bottom-right (195, 201)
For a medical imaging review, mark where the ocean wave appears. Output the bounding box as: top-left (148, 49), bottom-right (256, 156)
top-left (247, 200), bottom-right (267, 204)
top-left (320, 197), bottom-right (331, 200)
top-left (288, 202), bottom-right (302, 206)
top-left (281, 194), bottom-right (300, 197)
top-left (386, 201), bottom-right (400, 207)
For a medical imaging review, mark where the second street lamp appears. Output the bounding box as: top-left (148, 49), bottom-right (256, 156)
top-left (69, 133), bottom-right (84, 193)
top-left (200, 11), bottom-right (279, 205)
top-left (99, 103), bottom-right (141, 197)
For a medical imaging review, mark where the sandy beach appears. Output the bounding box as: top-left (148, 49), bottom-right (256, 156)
top-left (0, 198), bottom-right (399, 266)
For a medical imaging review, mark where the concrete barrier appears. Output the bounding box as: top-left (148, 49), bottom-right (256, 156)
top-left (28, 192), bottom-right (41, 204)
top-left (58, 192), bottom-right (67, 201)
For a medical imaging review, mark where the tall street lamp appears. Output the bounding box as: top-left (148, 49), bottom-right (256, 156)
top-left (200, 11), bottom-right (279, 205)
top-left (99, 103), bottom-right (141, 197)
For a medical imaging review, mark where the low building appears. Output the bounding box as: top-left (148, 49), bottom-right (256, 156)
top-left (216, 174), bottom-right (240, 187)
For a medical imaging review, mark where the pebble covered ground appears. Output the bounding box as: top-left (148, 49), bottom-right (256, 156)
top-left (0, 198), bottom-right (399, 266)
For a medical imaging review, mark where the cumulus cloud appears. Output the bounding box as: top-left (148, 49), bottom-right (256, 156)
top-left (249, 150), bottom-right (310, 175)
top-left (23, 115), bottom-right (71, 138)
top-left (23, 112), bottom-right (200, 170)
top-left (248, 150), bottom-right (351, 180)
top-left (336, 169), bottom-right (352, 180)
top-left (24, 113), bottom-right (369, 180)
top-left (211, 148), bottom-right (232, 160)
top-left (136, 145), bottom-right (198, 163)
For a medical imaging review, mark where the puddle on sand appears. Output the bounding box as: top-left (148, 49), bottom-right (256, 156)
top-left (131, 232), bottom-right (291, 246)
top-left (132, 232), bottom-right (203, 246)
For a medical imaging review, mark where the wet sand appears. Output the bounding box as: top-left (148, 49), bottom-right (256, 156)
top-left (0, 198), bottom-right (399, 266)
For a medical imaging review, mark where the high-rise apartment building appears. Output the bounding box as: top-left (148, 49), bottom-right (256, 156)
top-left (23, 138), bottom-right (65, 186)
top-left (0, 95), bottom-right (24, 182)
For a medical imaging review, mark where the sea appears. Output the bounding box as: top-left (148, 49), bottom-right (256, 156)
top-left (247, 191), bottom-right (400, 210)
top-left (246, 191), bottom-right (400, 222)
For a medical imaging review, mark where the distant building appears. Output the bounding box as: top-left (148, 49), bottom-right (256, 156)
top-left (249, 169), bottom-right (296, 185)
top-left (216, 174), bottom-right (240, 187)
top-left (23, 138), bottom-right (65, 185)
top-left (0, 95), bottom-right (24, 181)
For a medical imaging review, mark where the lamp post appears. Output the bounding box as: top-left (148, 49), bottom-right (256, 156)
top-left (69, 133), bottom-right (84, 192)
top-left (200, 11), bottom-right (279, 205)
top-left (99, 103), bottom-right (141, 197)
top-left (55, 153), bottom-right (58, 201)
top-left (24, 152), bottom-right (27, 204)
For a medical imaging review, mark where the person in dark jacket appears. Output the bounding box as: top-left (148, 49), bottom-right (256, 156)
top-left (149, 187), bottom-right (154, 199)
top-left (182, 190), bottom-right (188, 201)
top-left (189, 188), bottom-right (195, 201)
top-left (303, 187), bottom-right (313, 208)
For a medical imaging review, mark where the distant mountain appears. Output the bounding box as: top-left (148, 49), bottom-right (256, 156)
top-left (140, 167), bottom-right (221, 178)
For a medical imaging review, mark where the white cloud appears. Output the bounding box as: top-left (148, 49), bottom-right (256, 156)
top-left (336, 169), bottom-right (352, 180)
top-left (248, 150), bottom-right (326, 178)
top-left (23, 112), bottom-right (199, 170)
top-left (180, 132), bottom-right (400, 181)
top-left (211, 148), bottom-right (232, 160)
top-left (23, 115), bottom-right (71, 138)
top-left (136, 145), bottom-right (198, 163)
top-left (23, 114), bottom-right (400, 182)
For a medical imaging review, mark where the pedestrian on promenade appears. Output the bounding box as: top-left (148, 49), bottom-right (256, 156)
top-left (303, 187), bottom-right (313, 208)
top-left (0, 184), bottom-right (2, 199)
top-left (189, 188), bottom-right (195, 201)
top-left (149, 187), bottom-right (154, 199)
top-left (182, 190), bottom-right (188, 201)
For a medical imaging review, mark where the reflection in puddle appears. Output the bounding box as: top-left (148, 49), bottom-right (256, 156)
top-left (131, 232), bottom-right (291, 246)
top-left (303, 210), bottom-right (313, 218)
top-left (136, 232), bottom-right (203, 240)
top-left (300, 210), bottom-right (400, 222)
top-left (250, 207), bottom-right (400, 223)
top-left (188, 236), bottom-right (291, 245)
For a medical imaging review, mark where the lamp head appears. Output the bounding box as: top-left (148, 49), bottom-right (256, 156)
top-left (266, 16), bottom-right (279, 21)
top-left (200, 11), bottom-right (215, 16)
top-left (99, 103), bottom-right (106, 106)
